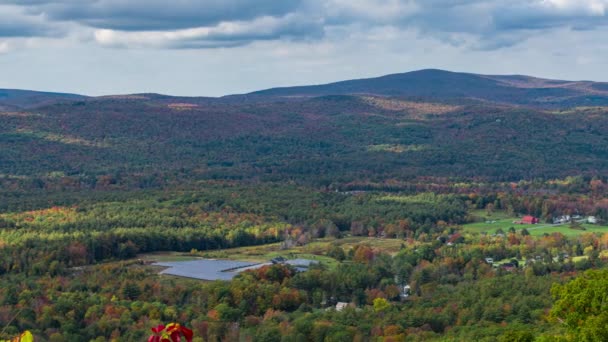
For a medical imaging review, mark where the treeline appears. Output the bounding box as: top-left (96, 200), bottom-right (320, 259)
top-left (0, 227), bottom-right (278, 276)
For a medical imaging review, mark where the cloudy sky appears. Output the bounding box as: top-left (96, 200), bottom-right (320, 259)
top-left (1, 0), bottom-right (608, 96)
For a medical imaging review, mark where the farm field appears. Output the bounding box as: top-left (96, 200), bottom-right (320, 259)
top-left (462, 210), bottom-right (608, 236)
top-left (462, 221), bottom-right (608, 237)
top-left (192, 236), bottom-right (405, 269)
top-left (139, 252), bottom-right (200, 263)
top-left (526, 225), bottom-right (608, 237)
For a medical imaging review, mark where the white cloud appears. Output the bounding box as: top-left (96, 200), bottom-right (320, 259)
top-left (0, 41), bottom-right (11, 54)
top-left (543, 0), bottom-right (608, 15)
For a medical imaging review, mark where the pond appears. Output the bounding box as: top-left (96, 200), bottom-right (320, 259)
top-left (155, 259), bottom-right (260, 280)
top-left (155, 258), bottom-right (318, 280)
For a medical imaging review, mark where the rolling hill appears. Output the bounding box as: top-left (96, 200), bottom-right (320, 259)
top-left (248, 69), bottom-right (608, 107)
top-left (2, 69), bottom-right (608, 190)
top-left (0, 89), bottom-right (87, 110)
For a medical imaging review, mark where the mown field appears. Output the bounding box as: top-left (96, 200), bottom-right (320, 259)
top-left (462, 210), bottom-right (608, 236)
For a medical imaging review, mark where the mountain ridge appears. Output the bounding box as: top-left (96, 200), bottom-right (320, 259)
top-left (0, 88), bottom-right (87, 110)
top-left (246, 69), bottom-right (608, 107)
top-left (3, 69), bottom-right (608, 110)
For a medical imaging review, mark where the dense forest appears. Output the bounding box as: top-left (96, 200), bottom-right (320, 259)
top-left (3, 93), bottom-right (608, 188)
top-left (2, 71), bottom-right (608, 341)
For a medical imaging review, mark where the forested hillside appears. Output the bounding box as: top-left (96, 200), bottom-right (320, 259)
top-left (3, 89), bottom-right (608, 190)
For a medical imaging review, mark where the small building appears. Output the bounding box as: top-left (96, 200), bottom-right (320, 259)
top-left (485, 258), bottom-right (494, 264)
top-left (553, 215), bottom-right (571, 224)
top-left (335, 302), bottom-right (349, 311)
top-left (402, 285), bottom-right (411, 298)
top-left (521, 216), bottom-right (539, 224)
top-left (271, 256), bottom-right (286, 264)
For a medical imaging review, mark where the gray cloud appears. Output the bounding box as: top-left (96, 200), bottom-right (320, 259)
top-left (434, 1), bottom-right (606, 48)
top-left (93, 13), bottom-right (324, 49)
top-left (322, 0), bottom-right (608, 48)
top-left (2, 0), bottom-right (608, 50)
top-left (17, 0), bottom-right (304, 31)
top-left (0, 21), bottom-right (51, 38)
top-left (0, 6), bottom-right (63, 38)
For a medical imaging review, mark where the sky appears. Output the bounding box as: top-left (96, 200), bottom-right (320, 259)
top-left (1, 0), bottom-right (608, 97)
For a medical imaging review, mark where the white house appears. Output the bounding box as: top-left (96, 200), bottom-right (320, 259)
top-left (553, 215), bottom-right (571, 224)
top-left (401, 285), bottom-right (411, 298)
top-left (335, 302), bottom-right (349, 311)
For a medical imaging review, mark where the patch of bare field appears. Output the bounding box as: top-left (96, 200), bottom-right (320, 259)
top-left (361, 96), bottom-right (460, 117)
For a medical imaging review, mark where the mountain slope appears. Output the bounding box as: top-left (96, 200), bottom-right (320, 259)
top-left (0, 89), bottom-right (87, 110)
top-left (2, 93), bottom-right (608, 189)
top-left (249, 69), bottom-right (608, 107)
top-left (2, 70), bottom-right (608, 189)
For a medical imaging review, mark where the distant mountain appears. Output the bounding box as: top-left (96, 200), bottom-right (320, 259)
top-left (0, 89), bottom-right (87, 110)
top-left (4, 70), bottom-right (608, 109)
top-left (248, 69), bottom-right (608, 107)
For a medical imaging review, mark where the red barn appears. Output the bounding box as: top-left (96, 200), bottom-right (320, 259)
top-left (521, 215), bottom-right (538, 224)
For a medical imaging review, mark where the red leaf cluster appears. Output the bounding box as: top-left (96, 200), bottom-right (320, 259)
top-left (148, 323), bottom-right (193, 342)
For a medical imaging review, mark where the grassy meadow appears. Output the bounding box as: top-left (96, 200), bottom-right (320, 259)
top-left (462, 210), bottom-right (608, 236)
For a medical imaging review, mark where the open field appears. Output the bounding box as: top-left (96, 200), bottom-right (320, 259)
top-left (197, 237), bottom-right (406, 269)
top-left (463, 210), bottom-right (540, 234)
top-left (463, 210), bottom-right (608, 236)
top-left (526, 225), bottom-right (608, 237)
top-left (139, 252), bottom-right (200, 263)
top-left (469, 209), bottom-right (514, 220)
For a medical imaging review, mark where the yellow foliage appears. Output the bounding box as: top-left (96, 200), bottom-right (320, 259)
top-left (0, 331), bottom-right (34, 342)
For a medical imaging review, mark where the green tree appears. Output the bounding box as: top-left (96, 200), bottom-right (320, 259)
top-left (499, 329), bottom-right (535, 342)
top-left (550, 269), bottom-right (608, 340)
top-left (372, 298), bottom-right (390, 313)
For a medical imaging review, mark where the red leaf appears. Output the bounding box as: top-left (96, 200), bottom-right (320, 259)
top-left (181, 326), bottom-right (193, 342)
top-left (170, 330), bottom-right (181, 342)
top-left (151, 325), bottom-right (166, 334)
top-left (148, 336), bottom-right (160, 342)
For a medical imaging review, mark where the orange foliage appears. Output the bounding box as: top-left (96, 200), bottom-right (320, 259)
top-left (353, 245), bottom-right (375, 264)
